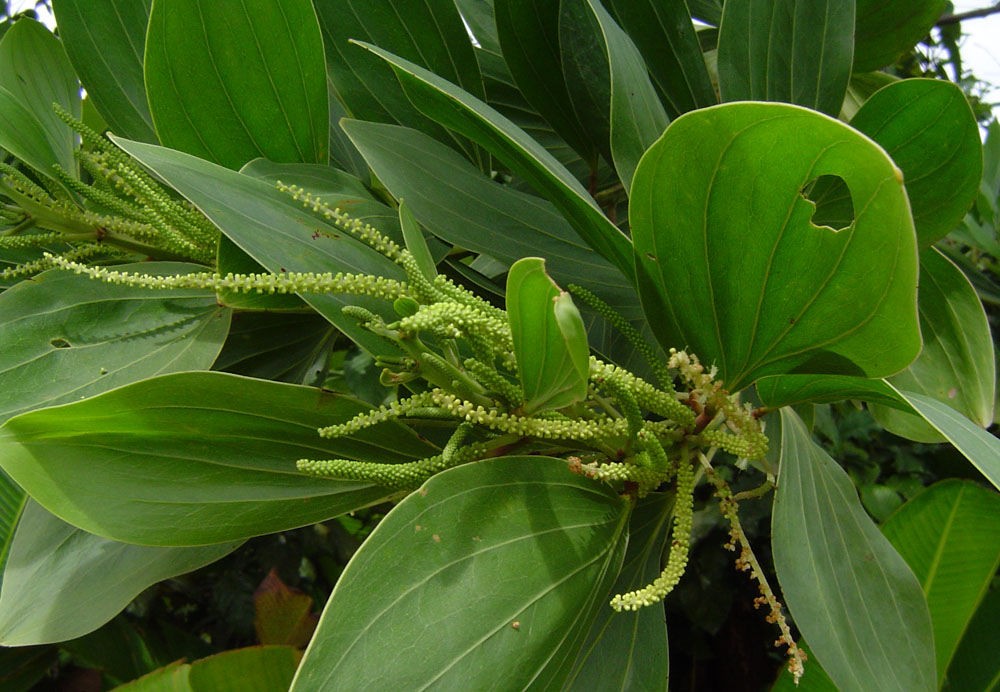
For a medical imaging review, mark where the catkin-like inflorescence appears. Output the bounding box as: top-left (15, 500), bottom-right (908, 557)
top-left (590, 358), bottom-right (695, 427)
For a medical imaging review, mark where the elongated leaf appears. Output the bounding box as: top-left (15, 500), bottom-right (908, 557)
top-left (507, 258), bottom-right (590, 413)
top-left (566, 492), bottom-right (672, 691)
top-left (0, 264), bottom-right (230, 424)
top-left (772, 408), bottom-right (935, 692)
top-left (872, 248), bottom-right (995, 441)
top-left (756, 374), bottom-right (906, 410)
top-left (603, 0), bottom-right (717, 118)
top-left (0, 85), bottom-right (70, 183)
top-left (718, 0), bottom-right (854, 116)
top-left (881, 480), bottom-right (1000, 684)
top-left (851, 79), bottom-right (982, 247)
top-left (0, 371), bottom-right (436, 545)
top-left (891, 388), bottom-right (1000, 492)
top-left (144, 0), bottom-right (327, 168)
top-left (356, 42), bottom-right (636, 283)
top-left (0, 17), bottom-right (79, 176)
top-left (0, 469), bottom-right (23, 571)
top-left (632, 102), bottom-right (920, 391)
top-left (291, 456), bottom-right (629, 690)
top-left (0, 501), bottom-right (239, 645)
top-left (944, 585), bottom-right (1000, 691)
top-left (854, 0), bottom-right (947, 72)
top-left (111, 136), bottom-right (404, 356)
top-left (315, 0), bottom-right (486, 169)
top-left (51, 0), bottom-right (156, 142)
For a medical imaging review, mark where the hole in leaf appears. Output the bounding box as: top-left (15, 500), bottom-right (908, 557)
top-left (50, 338), bottom-right (71, 349)
top-left (800, 175), bottom-right (855, 232)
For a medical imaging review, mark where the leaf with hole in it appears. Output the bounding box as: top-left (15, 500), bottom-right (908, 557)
top-left (871, 248), bottom-right (995, 442)
top-left (144, 0), bottom-right (327, 169)
top-left (881, 480), bottom-right (1000, 686)
top-left (0, 371), bottom-right (437, 546)
top-left (507, 258), bottom-right (590, 414)
top-left (51, 0), bottom-right (156, 143)
top-left (717, 0), bottom-right (854, 117)
top-left (632, 102), bottom-right (919, 391)
top-left (291, 456), bottom-right (629, 690)
top-left (772, 408), bottom-right (935, 691)
top-left (0, 500), bottom-right (239, 646)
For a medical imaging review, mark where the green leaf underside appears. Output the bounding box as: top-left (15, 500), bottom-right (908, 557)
top-left (0, 501), bottom-right (239, 645)
top-left (566, 492), bottom-right (672, 691)
top-left (717, 0), bottom-right (854, 117)
top-left (0, 264), bottom-right (231, 425)
top-left (507, 258), bottom-right (590, 414)
top-left (881, 480), bottom-right (1000, 685)
top-left (772, 409), bottom-right (935, 692)
top-left (292, 456), bottom-right (629, 691)
top-left (631, 102), bottom-right (919, 391)
top-left (0, 371), bottom-right (436, 545)
top-left (144, 0), bottom-right (328, 169)
top-left (51, 0), bottom-right (156, 143)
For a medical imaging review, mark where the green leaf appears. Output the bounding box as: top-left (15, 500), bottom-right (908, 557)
top-left (566, 492), bottom-right (671, 691)
top-left (0, 501), bottom-right (239, 645)
top-left (0, 371), bottom-right (436, 545)
top-left (51, 0), bottom-right (157, 142)
top-left (717, 0), bottom-right (854, 116)
top-left (0, 264), bottom-right (231, 425)
top-left (507, 258), bottom-right (590, 413)
top-left (850, 79), bottom-right (982, 246)
top-left (756, 374), bottom-right (906, 410)
top-left (115, 646), bottom-right (300, 692)
top-left (0, 17), bottom-right (80, 177)
top-left (291, 456), bottom-right (629, 690)
top-left (871, 248), bottom-right (995, 442)
top-left (772, 408), bottom-right (935, 692)
top-left (881, 480), bottom-right (1000, 685)
top-left (854, 0), bottom-right (947, 72)
top-left (631, 102), bottom-right (920, 391)
top-left (602, 0), bottom-right (717, 118)
top-left (398, 199), bottom-right (436, 281)
top-left (0, 468), bottom-right (24, 572)
top-left (944, 584), bottom-right (1000, 691)
top-left (111, 137), bottom-right (404, 356)
top-left (214, 311), bottom-right (335, 386)
top-left (144, 0), bottom-right (328, 168)
top-left (356, 42), bottom-right (636, 283)
top-left (315, 0), bottom-right (486, 169)
top-left (0, 86), bottom-right (71, 184)
top-left (0, 645), bottom-right (59, 692)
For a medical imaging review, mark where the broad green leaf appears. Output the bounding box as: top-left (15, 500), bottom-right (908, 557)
top-left (111, 136), bottom-right (404, 356)
top-left (0, 501), bottom-right (239, 646)
top-left (632, 102), bottom-right (920, 391)
top-left (0, 468), bottom-right (23, 571)
top-left (291, 456), bottom-right (629, 690)
top-left (51, 0), bottom-right (156, 142)
top-left (0, 264), bottom-right (231, 424)
top-left (356, 42), bottom-right (636, 283)
top-left (890, 387), bottom-right (1000, 492)
top-left (566, 492), bottom-right (672, 691)
top-left (772, 408), bottom-right (935, 692)
top-left (144, 0), bottom-right (327, 168)
top-left (944, 585), bottom-right (1000, 691)
top-left (881, 480), bottom-right (1000, 684)
top-left (455, 0), bottom-right (501, 53)
top-left (0, 17), bottom-right (79, 176)
top-left (851, 79), bottom-right (981, 246)
top-left (115, 646), bottom-right (299, 692)
top-left (603, 0), bottom-right (717, 118)
top-left (872, 248), bottom-right (995, 442)
top-left (854, 0), bottom-right (947, 72)
top-left (578, 0), bottom-right (669, 193)
top-left (494, 0), bottom-right (597, 164)
top-left (0, 85), bottom-right (71, 183)
top-left (0, 371), bottom-right (436, 545)
top-left (756, 374), bottom-right (906, 410)
top-left (214, 311), bottom-right (335, 386)
top-left (507, 258), bottom-right (590, 413)
top-left (315, 0), bottom-right (486, 169)
top-left (115, 661), bottom-right (190, 692)
top-left (718, 0), bottom-right (854, 116)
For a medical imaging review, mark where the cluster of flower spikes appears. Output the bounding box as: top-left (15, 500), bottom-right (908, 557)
top-left (0, 105), bottom-right (219, 284)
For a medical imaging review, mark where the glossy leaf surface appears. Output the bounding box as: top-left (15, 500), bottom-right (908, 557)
top-left (632, 102), bottom-right (920, 391)
top-left (0, 372), bottom-right (435, 545)
top-left (717, 0), bottom-right (854, 116)
top-left (507, 258), bottom-right (590, 413)
top-left (881, 480), bottom-right (1000, 684)
top-left (0, 501), bottom-right (239, 645)
top-left (292, 456), bottom-right (629, 690)
top-left (772, 409), bottom-right (935, 692)
top-left (145, 0), bottom-right (327, 168)
top-left (854, 0), bottom-right (947, 71)
top-left (51, 0), bottom-right (156, 142)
